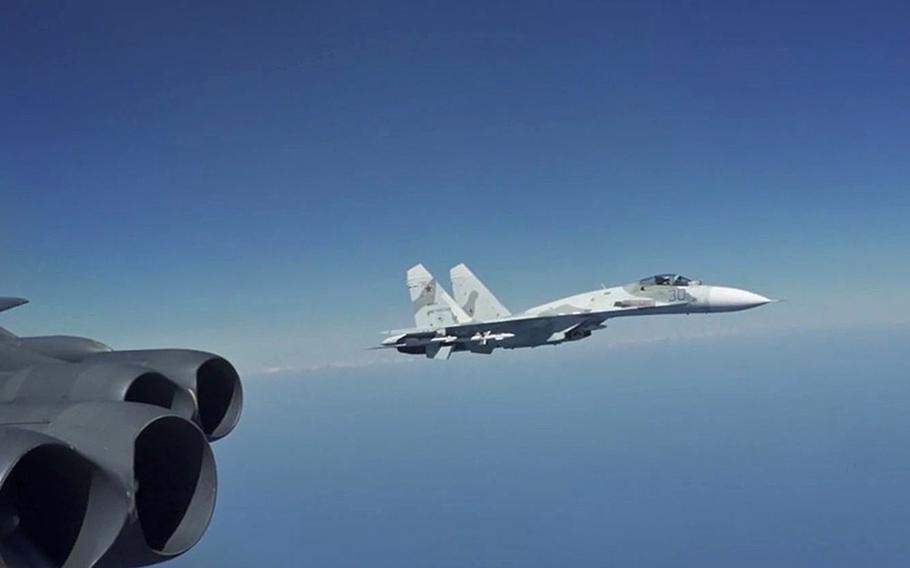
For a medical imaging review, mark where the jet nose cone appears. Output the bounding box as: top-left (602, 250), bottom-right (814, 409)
top-left (709, 286), bottom-right (773, 312)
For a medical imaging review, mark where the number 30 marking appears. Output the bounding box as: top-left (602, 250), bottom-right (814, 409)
top-left (669, 289), bottom-right (688, 302)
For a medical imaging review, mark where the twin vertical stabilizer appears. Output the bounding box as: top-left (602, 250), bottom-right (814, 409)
top-left (450, 263), bottom-right (511, 321)
top-left (407, 263), bottom-right (510, 330)
top-left (407, 264), bottom-right (471, 329)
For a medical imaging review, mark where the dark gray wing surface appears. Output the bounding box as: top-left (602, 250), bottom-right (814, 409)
top-left (0, 298), bottom-right (27, 314)
top-left (444, 311), bottom-right (605, 337)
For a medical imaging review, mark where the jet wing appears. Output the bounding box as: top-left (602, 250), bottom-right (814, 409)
top-left (0, 298), bottom-right (28, 313)
top-left (0, 299), bottom-right (28, 341)
top-left (444, 311), bottom-right (604, 337)
top-left (380, 300), bottom-right (692, 351)
top-left (439, 299), bottom-right (691, 337)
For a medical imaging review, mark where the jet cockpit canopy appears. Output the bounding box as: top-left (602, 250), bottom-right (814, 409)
top-left (639, 274), bottom-right (701, 287)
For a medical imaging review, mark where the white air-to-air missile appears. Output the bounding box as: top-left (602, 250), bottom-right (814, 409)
top-left (380, 264), bottom-right (776, 360)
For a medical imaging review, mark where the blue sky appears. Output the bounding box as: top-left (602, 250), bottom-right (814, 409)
top-left (2, 3), bottom-right (909, 567)
top-left (2, 0), bottom-right (908, 373)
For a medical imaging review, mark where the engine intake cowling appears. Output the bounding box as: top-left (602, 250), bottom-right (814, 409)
top-left (40, 402), bottom-right (217, 567)
top-left (0, 362), bottom-right (195, 420)
top-left (86, 350), bottom-right (243, 440)
top-left (0, 427), bottom-right (128, 568)
top-left (16, 335), bottom-right (112, 362)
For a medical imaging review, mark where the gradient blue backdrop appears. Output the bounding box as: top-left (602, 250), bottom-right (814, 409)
top-left (2, 0), bottom-right (908, 372)
top-left (1, 1), bottom-right (908, 566)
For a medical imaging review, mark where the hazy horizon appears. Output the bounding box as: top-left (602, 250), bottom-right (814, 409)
top-left (3, 0), bottom-right (908, 373)
top-left (172, 324), bottom-right (910, 567)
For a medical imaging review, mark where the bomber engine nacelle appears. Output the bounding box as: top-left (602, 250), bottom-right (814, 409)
top-left (0, 402), bottom-right (217, 568)
top-left (16, 335), bottom-right (112, 362)
top-left (0, 362), bottom-right (196, 420)
top-left (0, 301), bottom-right (243, 567)
top-left (48, 403), bottom-right (217, 567)
top-left (84, 350), bottom-right (243, 440)
top-left (0, 426), bottom-right (129, 568)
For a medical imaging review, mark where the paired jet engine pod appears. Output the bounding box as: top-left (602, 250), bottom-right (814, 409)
top-left (2, 338), bottom-right (243, 440)
top-left (83, 350), bottom-right (243, 441)
top-left (0, 299), bottom-right (242, 567)
top-left (13, 335), bottom-right (112, 363)
top-left (0, 427), bottom-right (129, 568)
top-left (0, 362), bottom-right (196, 421)
top-left (0, 403), bottom-right (217, 568)
top-left (43, 403), bottom-right (217, 567)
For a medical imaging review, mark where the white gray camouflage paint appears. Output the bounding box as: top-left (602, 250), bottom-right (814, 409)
top-left (382, 264), bottom-right (775, 360)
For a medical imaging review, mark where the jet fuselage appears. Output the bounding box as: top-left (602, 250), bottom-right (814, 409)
top-left (381, 267), bottom-right (774, 359)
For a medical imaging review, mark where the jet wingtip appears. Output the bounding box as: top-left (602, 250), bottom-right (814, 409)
top-left (0, 297), bottom-right (29, 313)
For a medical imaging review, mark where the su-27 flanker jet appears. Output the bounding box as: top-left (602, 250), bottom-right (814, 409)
top-left (0, 297), bottom-right (242, 568)
top-left (380, 264), bottom-right (776, 360)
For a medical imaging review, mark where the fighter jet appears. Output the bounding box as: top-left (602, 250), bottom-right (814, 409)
top-left (0, 297), bottom-right (242, 568)
top-left (380, 264), bottom-right (775, 360)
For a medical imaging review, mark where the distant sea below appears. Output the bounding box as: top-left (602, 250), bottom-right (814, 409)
top-left (174, 324), bottom-right (910, 568)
